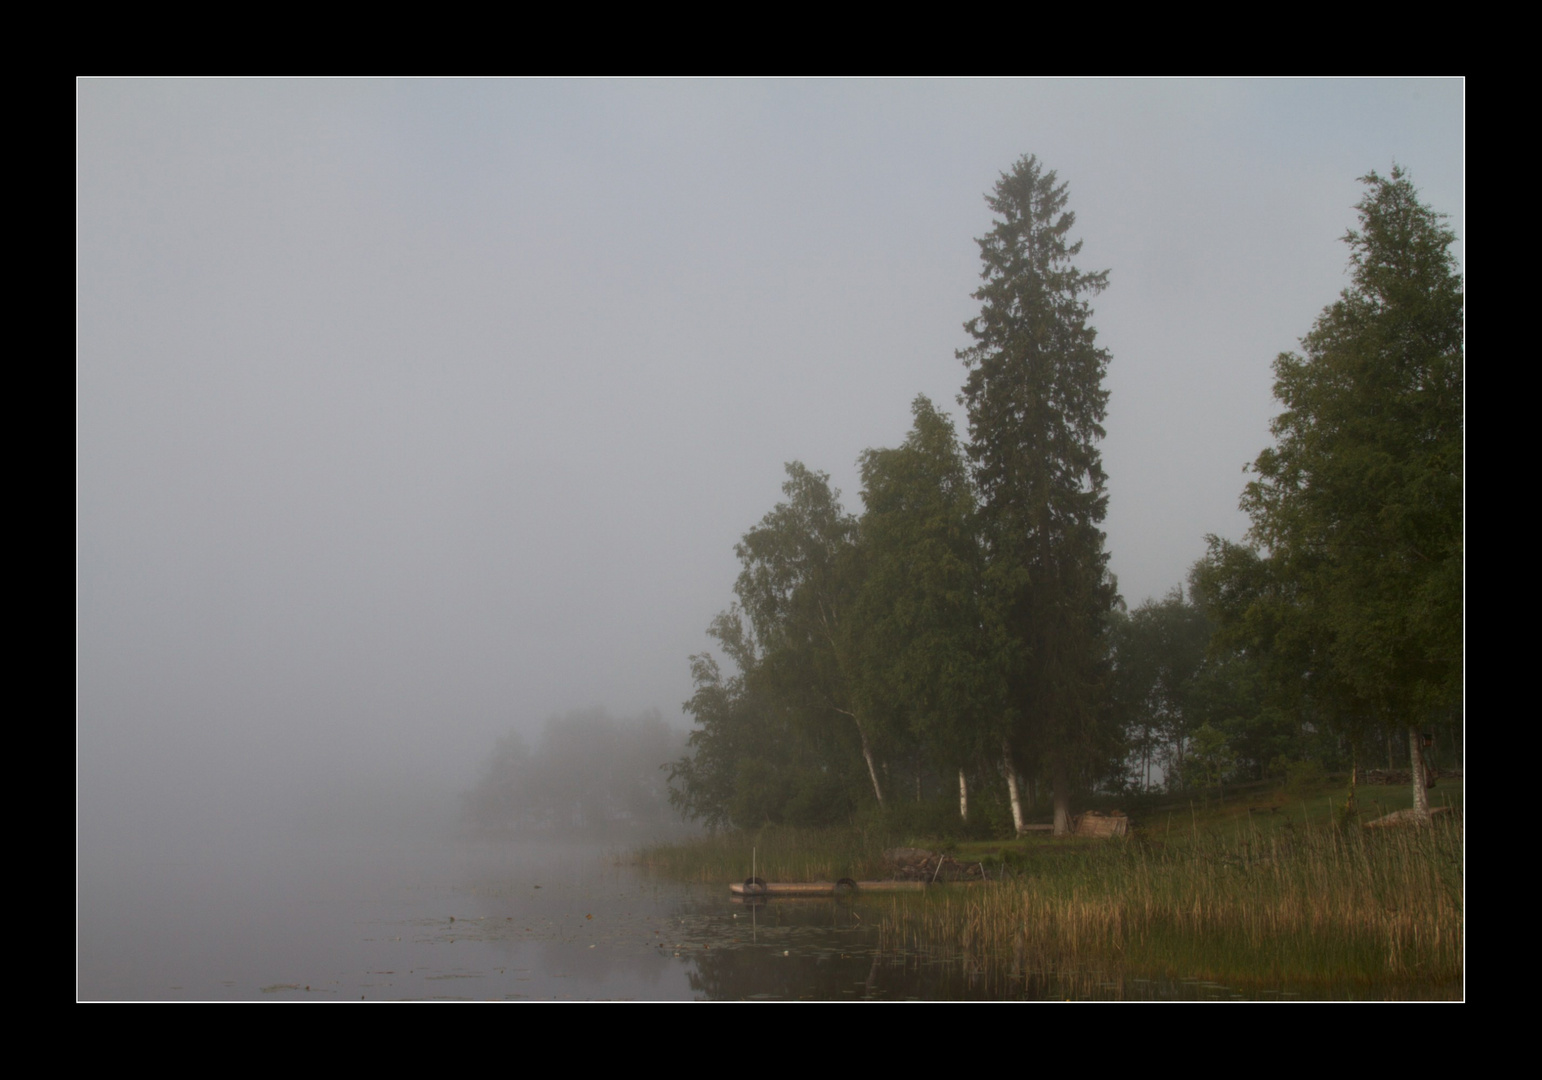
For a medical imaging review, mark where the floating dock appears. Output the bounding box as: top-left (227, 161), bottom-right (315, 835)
top-left (730, 878), bottom-right (927, 897)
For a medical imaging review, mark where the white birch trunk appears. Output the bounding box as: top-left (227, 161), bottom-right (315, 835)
top-left (1409, 727), bottom-right (1430, 820)
top-left (1003, 740), bottom-right (1025, 835)
top-left (958, 768), bottom-right (969, 823)
top-left (859, 727), bottom-right (885, 807)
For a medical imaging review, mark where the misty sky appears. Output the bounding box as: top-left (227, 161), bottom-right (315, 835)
top-left (77, 79), bottom-right (1463, 830)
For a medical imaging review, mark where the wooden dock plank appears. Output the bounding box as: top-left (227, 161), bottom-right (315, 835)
top-left (729, 880), bottom-right (927, 896)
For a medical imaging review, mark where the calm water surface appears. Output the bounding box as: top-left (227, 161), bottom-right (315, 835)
top-left (77, 829), bottom-right (1449, 1000)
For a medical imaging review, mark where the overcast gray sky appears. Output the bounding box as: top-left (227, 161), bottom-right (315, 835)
top-left (78, 79), bottom-right (1463, 831)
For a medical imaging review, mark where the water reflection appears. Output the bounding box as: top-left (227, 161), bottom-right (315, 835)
top-left (664, 894), bottom-right (1457, 1000)
top-left (78, 833), bottom-right (1457, 1000)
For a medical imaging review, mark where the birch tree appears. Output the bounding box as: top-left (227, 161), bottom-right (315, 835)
top-left (848, 396), bottom-right (998, 822)
top-left (1209, 167), bottom-right (1463, 820)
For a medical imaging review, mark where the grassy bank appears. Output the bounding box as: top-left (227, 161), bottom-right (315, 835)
top-left (884, 813), bottom-right (1462, 988)
top-left (639, 776), bottom-right (1463, 990)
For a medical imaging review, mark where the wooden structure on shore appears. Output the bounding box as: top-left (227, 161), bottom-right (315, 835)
top-left (1074, 810), bottom-right (1129, 837)
top-left (730, 878), bottom-right (927, 898)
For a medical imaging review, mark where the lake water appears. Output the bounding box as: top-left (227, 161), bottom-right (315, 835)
top-left (77, 827), bottom-right (1450, 1000)
top-left (80, 827), bottom-right (956, 1001)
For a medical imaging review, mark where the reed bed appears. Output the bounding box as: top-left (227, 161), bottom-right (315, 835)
top-left (880, 815), bottom-right (1463, 988)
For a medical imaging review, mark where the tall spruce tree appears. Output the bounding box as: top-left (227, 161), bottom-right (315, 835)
top-left (958, 155), bottom-right (1119, 834)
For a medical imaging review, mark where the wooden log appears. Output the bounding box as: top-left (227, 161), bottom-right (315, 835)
top-left (1363, 806), bottom-right (1454, 828)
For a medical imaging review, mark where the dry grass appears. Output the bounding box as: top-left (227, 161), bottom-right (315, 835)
top-left (879, 814), bottom-right (1463, 987)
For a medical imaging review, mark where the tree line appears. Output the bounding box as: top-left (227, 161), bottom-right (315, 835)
top-left (665, 157), bottom-right (1462, 833)
top-left (462, 708), bottom-right (687, 836)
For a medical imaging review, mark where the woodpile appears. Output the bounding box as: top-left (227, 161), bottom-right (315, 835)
top-left (1361, 768), bottom-right (1459, 786)
top-left (882, 848), bottom-right (988, 882)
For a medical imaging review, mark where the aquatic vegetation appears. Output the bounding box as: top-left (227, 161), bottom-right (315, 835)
top-left (879, 813), bottom-right (1463, 988)
top-left (638, 783), bottom-right (1463, 994)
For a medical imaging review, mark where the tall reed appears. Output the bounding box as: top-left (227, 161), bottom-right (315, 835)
top-left (880, 815), bottom-right (1462, 987)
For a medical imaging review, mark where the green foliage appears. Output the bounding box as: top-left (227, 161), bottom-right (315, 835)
top-left (1197, 672), bottom-right (1281, 779)
top-left (971, 785), bottom-right (1021, 840)
top-left (667, 651), bottom-right (760, 829)
top-left (671, 401), bottom-right (1005, 829)
top-left (783, 770), bottom-right (855, 829)
top-left (1109, 587), bottom-right (1210, 789)
top-left (957, 154), bottom-right (1121, 796)
top-left (732, 462), bottom-right (858, 673)
top-left (1211, 167), bottom-right (1462, 747)
top-left (669, 464), bottom-right (879, 828)
top-left (1110, 579), bottom-right (1328, 791)
top-left (1185, 722), bottom-right (1235, 792)
top-left (848, 396), bottom-right (997, 773)
top-left (1283, 757), bottom-right (1326, 797)
top-left (727, 758), bottom-right (787, 828)
top-left (852, 798), bottom-right (959, 841)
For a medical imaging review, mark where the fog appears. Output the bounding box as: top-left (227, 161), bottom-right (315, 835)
top-left (77, 79), bottom-right (1462, 887)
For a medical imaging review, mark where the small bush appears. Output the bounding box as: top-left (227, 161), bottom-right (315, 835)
top-left (1283, 759), bottom-right (1326, 797)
